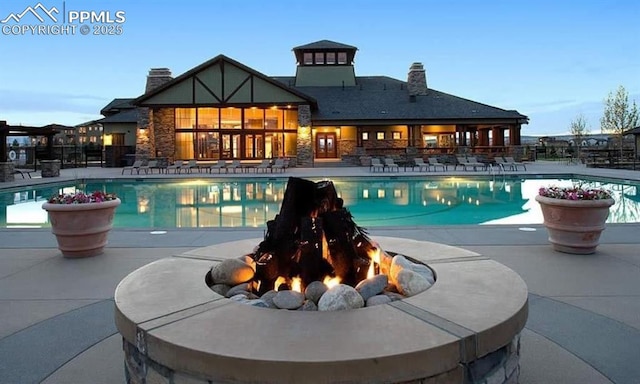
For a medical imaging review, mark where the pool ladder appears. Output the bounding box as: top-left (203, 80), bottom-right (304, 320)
top-left (488, 163), bottom-right (505, 180)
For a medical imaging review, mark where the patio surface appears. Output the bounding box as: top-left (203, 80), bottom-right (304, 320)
top-left (1, 160), bottom-right (639, 384)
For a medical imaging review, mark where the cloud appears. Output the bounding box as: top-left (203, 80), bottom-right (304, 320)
top-left (0, 89), bottom-right (108, 115)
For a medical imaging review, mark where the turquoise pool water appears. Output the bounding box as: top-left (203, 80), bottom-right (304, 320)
top-left (2, 176), bottom-right (640, 228)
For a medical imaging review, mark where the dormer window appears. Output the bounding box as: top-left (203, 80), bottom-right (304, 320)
top-left (304, 53), bottom-right (313, 65)
top-left (314, 52), bottom-right (324, 64)
top-left (326, 52), bottom-right (335, 64)
top-left (337, 52), bottom-right (347, 64)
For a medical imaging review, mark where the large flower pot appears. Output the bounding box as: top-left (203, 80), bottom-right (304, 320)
top-left (42, 198), bottom-right (121, 258)
top-left (535, 195), bottom-right (614, 254)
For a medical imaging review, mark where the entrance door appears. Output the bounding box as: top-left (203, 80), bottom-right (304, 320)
top-left (316, 133), bottom-right (337, 158)
top-left (221, 134), bottom-right (241, 159)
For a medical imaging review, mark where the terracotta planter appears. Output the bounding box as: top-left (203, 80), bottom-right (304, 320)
top-left (535, 195), bottom-right (614, 254)
top-left (42, 198), bottom-right (121, 258)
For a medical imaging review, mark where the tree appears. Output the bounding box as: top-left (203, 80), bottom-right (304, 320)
top-left (600, 85), bottom-right (639, 156)
top-left (569, 113), bottom-right (590, 146)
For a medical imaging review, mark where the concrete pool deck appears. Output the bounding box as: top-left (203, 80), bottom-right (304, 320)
top-left (1, 161), bottom-right (639, 383)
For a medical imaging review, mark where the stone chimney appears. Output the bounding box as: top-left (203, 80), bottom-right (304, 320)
top-left (145, 68), bottom-right (173, 93)
top-left (407, 62), bottom-right (427, 97)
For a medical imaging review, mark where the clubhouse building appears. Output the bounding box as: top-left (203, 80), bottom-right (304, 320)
top-left (102, 40), bottom-right (528, 166)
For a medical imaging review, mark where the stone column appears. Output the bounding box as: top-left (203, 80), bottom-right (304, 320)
top-left (41, 160), bottom-right (61, 177)
top-left (296, 105), bottom-right (313, 167)
top-left (0, 162), bottom-right (15, 182)
top-left (136, 68), bottom-right (173, 159)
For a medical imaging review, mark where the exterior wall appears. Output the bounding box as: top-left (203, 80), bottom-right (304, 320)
top-left (103, 122), bottom-right (137, 146)
top-left (136, 107), bottom-right (153, 158)
top-left (153, 108), bottom-right (176, 161)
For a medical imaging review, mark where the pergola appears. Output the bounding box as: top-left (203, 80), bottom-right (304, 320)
top-left (0, 121), bottom-right (59, 163)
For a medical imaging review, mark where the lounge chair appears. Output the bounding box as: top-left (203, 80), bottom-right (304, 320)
top-left (167, 160), bottom-right (184, 173)
top-left (370, 158), bottom-right (384, 172)
top-left (138, 160), bottom-right (158, 174)
top-left (494, 156), bottom-right (511, 171)
top-left (12, 169), bottom-right (34, 179)
top-left (428, 157), bottom-right (447, 171)
top-left (226, 160), bottom-right (242, 173)
top-left (271, 158), bottom-right (287, 173)
top-left (207, 160), bottom-right (228, 173)
top-left (503, 156), bottom-right (527, 171)
top-left (466, 156), bottom-right (485, 171)
top-left (122, 160), bottom-right (143, 174)
top-left (384, 158), bottom-right (400, 172)
top-left (180, 159), bottom-right (200, 173)
top-left (412, 158), bottom-right (429, 172)
top-left (255, 159), bottom-right (272, 173)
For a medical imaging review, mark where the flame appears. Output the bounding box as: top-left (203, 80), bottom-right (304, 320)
top-left (291, 276), bottom-right (302, 293)
top-left (274, 276), bottom-right (287, 291)
top-left (321, 233), bottom-right (329, 261)
top-left (323, 276), bottom-right (341, 289)
top-left (366, 247), bottom-right (381, 279)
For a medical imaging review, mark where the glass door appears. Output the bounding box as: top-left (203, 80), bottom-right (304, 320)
top-left (316, 133), bottom-right (337, 158)
top-left (221, 134), bottom-right (241, 159)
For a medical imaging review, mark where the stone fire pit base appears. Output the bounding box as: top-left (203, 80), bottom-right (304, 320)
top-left (115, 237), bottom-right (528, 384)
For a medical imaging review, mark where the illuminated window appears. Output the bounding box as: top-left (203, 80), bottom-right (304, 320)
top-left (176, 108), bottom-right (196, 128)
top-left (197, 108), bottom-right (219, 128)
top-left (244, 108), bottom-right (264, 129)
top-left (362, 132), bottom-right (369, 140)
top-left (392, 132), bottom-right (401, 140)
top-left (376, 132), bottom-right (385, 140)
top-left (265, 108), bottom-right (282, 129)
top-left (220, 108), bottom-right (241, 129)
top-left (284, 110), bottom-right (298, 129)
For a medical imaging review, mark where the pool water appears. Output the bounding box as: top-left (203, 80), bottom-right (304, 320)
top-left (3, 177), bottom-right (640, 229)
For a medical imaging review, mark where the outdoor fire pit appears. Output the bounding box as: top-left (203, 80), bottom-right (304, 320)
top-left (114, 178), bottom-right (528, 384)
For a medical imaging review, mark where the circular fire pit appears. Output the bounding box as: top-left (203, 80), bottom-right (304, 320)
top-left (115, 237), bottom-right (528, 384)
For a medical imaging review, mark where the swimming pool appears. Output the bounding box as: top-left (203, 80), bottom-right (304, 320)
top-left (3, 176), bottom-right (640, 228)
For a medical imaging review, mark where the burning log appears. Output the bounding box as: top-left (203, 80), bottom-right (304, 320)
top-left (253, 177), bottom-right (376, 293)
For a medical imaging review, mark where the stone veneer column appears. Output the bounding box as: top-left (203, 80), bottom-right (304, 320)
top-left (0, 162), bottom-right (15, 182)
top-left (296, 105), bottom-right (312, 167)
top-left (136, 69), bottom-right (173, 159)
top-left (153, 108), bottom-right (176, 162)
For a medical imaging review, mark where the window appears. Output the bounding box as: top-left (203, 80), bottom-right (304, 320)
top-left (392, 132), bottom-right (401, 140)
top-left (176, 108), bottom-right (196, 128)
top-left (303, 52), bottom-right (313, 65)
top-left (284, 110), bottom-right (298, 129)
top-left (376, 132), bottom-right (385, 140)
top-left (314, 52), bottom-right (324, 65)
top-left (220, 108), bottom-right (241, 129)
top-left (265, 108), bottom-right (282, 129)
top-left (362, 132), bottom-right (369, 140)
top-left (197, 108), bottom-right (219, 128)
top-left (338, 52), bottom-right (347, 64)
top-left (326, 52), bottom-right (336, 64)
top-left (244, 108), bottom-right (264, 129)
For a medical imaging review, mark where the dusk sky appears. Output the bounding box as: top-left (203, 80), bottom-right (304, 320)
top-left (1, 0), bottom-right (638, 136)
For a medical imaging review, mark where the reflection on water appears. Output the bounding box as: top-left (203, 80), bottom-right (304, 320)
top-left (2, 177), bottom-right (640, 228)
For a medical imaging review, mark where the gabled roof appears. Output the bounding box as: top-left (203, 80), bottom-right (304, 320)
top-left (292, 40), bottom-right (357, 51)
top-left (624, 126), bottom-right (640, 135)
top-left (96, 109), bottom-right (139, 124)
top-left (134, 55), bottom-right (317, 107)
top-left (272, 76), bottom-right (528, 124)
top-left (100, 98), bottom-right (136, 115)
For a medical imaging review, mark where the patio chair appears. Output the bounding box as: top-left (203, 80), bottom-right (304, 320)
top-left (428, 157), bottom-right (447, 171)
top-left (167, 160), bottom-right (184, 173)
top-left (179, 159), bottom-right (200, 173)
top-left (138, 160), bottom-right (158, 174)
top-left (413, 158), bottom-right (429, 172)
top-left (255, 159), bottom-right (272, 173)
top-left (122, 160), bottom-right (143, 175)
top-left (370, 158), bottom-right (384, 172)
top-left (384, 158), bottom-right (400, 172)
top-left (271, 158), bottom-right (287, 173)
top-left (206, 160), bottom-right (228, 174)
top-left (494, 156), bottom-right (512, 171)
top-left (466, 156), bottom-right (485, 171)
top-left (226, 160), bottom-right (242, 173)
top-left (503, 156), bottom-right (527, 171)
